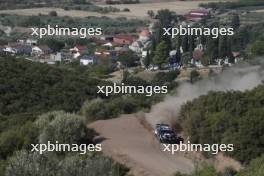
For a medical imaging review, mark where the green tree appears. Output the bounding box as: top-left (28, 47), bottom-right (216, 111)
top-left (190, 70), bottom-right (200, 83)
top-left (118, 50), bottom-right (137, 67)
top-left (143, 50), bottom-right (151, 68)
top-left (182, 35), bottom-right (189, 52)
top-left (5, 151), bottom-right (59, 176)
top-left (147, 10), bottom-right (155, 18)
top-left (250, 40), bottom-right (264, 56)
top-left (81, 98), bottom-right (108, 122)
top-left (49, 11), bottom-right (58, 17)
top-left (156, 9), bottom-right (176, 27)
top-left (36, 111), bottom-right (94, 144)
top-left (237, 155), bottom-right (264, 176)
top-left (153, 40), bottom-right (169, 68)
top-left (218, 35), bottom-right (228, 59)
top-left (231, 14), bottom-right (240, 30)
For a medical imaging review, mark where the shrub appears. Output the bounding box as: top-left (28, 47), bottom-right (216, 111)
top-left (36, 111), bottom-right (94, 144)
top-left (49, 11), bottom-right (58, 17)
top-left (5, 151), bottom-right (129, 176)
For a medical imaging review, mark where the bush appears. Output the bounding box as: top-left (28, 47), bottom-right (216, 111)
top-left (0, 56), bottom-right (100, 115)
top-left (151, 70), bottom-right (180, 86)
top-left (118, 50), bottom-right (138, 67)
top-left (180, 84), bottom-right (264, 163)
top-left (237, 155), bottom-right (264, 176)
top-left (81, 96), bottom-right (139, 122)
top-left (0, 121), bottom-right (38, 160)
top-left (5, 151), bottom-right (129, 176)
top-left (49, 11), bottom-right (58, 17)
top-left (250, 40), bottom-right (264, 56)
top-left (36, 111), bottom-right (94, 144)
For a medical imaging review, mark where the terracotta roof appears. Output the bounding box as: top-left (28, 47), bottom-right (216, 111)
top-left (189, 9), bottom-right (210, 15)
top-left (75, 45), bottom-right (87, 50)
top-left (185, 8), bottom-right (210, 19)
top-left (232, 52), bottom-right (240, 57)
top-left (139, 29), bottom-right (151, 37)
top-left (114, 34), bottom-right (134, 42)
top-left (193, 49), bottom-right (203, 60)
top-left (91, 37), bottom-right (109, 45)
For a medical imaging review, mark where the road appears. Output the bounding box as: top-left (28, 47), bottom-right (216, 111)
top-left (89, 114), bottom-right (194, 176)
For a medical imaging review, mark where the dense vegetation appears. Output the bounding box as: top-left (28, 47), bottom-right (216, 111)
top-left (0, 14), bottom-right (145, 45)
top-left (179, 84), bottom-right (264, 164)
top-left (0, 14), bottom-right (145, 35)
top-left (0, 0), bottom-right (91, 10)
top-left (200, 0), bottom-right (264, 10)
top-left (0, 56), bottom-right (100, 115)
top-left (0, 56), bottom-right (178, 117)
top-left (175, 155), bottom-right (264, 176)
top-left (0, 56), bottom-right (180, 175)
top-left (0, 0), bottom-right (139, 10)
top-left (6, 151), bottom-right (128, 176)
top-left (62, 5), bottom-right (122, 14)
top-left (81, 70), bottom-right (180, 122)
top-left (1, 110), bottom-right (129, 176)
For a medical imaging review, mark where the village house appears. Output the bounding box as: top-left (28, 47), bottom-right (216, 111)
top-left (4, 43), bottom-right (32, 55)
top-left (26, 39), bottom-right (38, 46)
top-left (129, 29), bottom-right (152, 57)
top-left (94, 48), bottom-right (117, 59)
top-left (50, 53), bottom-right (63, 62)
top-left (114, 46), bottom-right (129, 55)
top-left (69, 45), bottom-right (88, 58)
top-left (232, 51), bottom-right (243, 63)
top-left (17, 38), bottom-right (38, 46)
top-left (91, 37), bottom-right (110, 45)
top-left (94, 49), bottom-right (111, 57)
top-left (185, 8), bottom-right (211, 21)
top-left (191, 47), bottom-right (204, 67)
top-left (113, 34), bottom-right (134, 45)
top-left (80, 55), bottom-right (97, 66)
top-left (32, 45), bottom-right (52, 57)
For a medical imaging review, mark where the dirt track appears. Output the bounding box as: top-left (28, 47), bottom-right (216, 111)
top-left (89, 114), bottom-right (194, 176)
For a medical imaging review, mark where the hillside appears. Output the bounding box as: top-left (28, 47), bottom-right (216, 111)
top-left (0, 56), bottom-right (100, 115)
top-left (180, 84), bottom-right (264, 163)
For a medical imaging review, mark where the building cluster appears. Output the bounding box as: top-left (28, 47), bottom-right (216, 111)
top-left (0, 31), bottom-right (150, 66)
top-left (0, 8), bottom-right (243, 70)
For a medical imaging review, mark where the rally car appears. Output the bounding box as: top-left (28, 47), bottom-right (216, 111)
top-left (154, 123), bottom-right (184, 144)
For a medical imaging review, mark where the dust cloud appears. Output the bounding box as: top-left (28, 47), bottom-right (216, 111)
top-left (146, 61), bottom-right (264, 127)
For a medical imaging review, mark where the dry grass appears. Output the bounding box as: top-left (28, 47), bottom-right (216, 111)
top-left (0, 8), bottom-right (108, 18)
top-left (99, 0), bottom-right (217, 18)
top-left (0, 0), bottom-right (220, 19)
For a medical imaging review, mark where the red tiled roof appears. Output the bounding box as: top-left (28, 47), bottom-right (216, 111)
top-left (189, 9), bottom-right (209, 14)
top-left (193, 49), bottom-right (203, 60)
top-left (91, 37), bottom-right (109, 45)
top-left (76, 45), bottom-right (87, 50)
top-left (114, 34), bottom-right (134, 42)
top-left (185, 8), bottom-right (210, 19)
top-left (232, 52), bottom-right (240, 57)
top-left (139, 29), bottom-right (151, 37)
